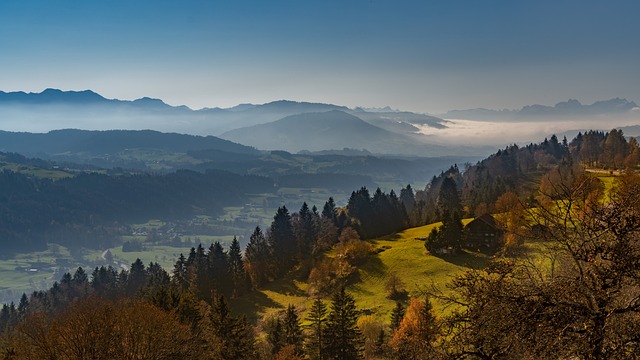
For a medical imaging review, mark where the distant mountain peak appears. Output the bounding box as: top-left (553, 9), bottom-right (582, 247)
top-left (0, 88), bottom-right (108, 104)
top-left (443, 98), bottom-right (638, 120)
top-left (131, 96), bottom-right (172, 108)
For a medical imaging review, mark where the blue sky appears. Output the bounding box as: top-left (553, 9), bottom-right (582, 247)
top-left (1, 0), bottom-right (639, 113)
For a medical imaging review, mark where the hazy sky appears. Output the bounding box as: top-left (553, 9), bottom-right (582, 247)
top-left (1, 0), bottom-right (639, 113)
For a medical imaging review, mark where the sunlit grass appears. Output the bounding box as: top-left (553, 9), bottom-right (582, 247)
top-left (232, 219), bottom-right (489, 326)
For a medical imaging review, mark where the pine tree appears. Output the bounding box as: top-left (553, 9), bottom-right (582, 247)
top-left (390, 301), bottom-right (405, 332)
top-left (437, 177), bottom-right (461, 218)
top-left (268, 318), bottom-right (284, 355)
top-left (306, 298), bottom-right (327, 360)
top-left (17, 293), bottom-right (29, 319)
top-left (209, 294), bottom-right (255, 359)
top-left (283, 304), bottom-right (304, 356)
top-left (323, 287), bottom-right (362, 359)
top-left (269, 206), bottom-right (296, 277)
top-left (173, 253), bottom-right (189, 290)
top-left (400, 184), bottom-right (416, 213)
top-left (228, 236), bottom-right (245, 297)
top-left (125, 258), bottom-right (146, 296)
top-left (322, 197), bottom-right (337, 224)
top-left (244, 226), bottom-right (271, 288)
top-left (207, 241), bottom-right (230, 296)
top-left (294, 202), bottom-right (315, 262)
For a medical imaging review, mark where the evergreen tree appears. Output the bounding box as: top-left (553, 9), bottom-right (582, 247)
top-left (228, 236), bottom-right (245, 297)
top-left (374, 329), bottom-right (386, 357)
top-left (188, 243), bottom-right (210, 301)
top-left (268, 317), bottom-right (284, 355)
top-left (244, 226), bottom-right (271, 288)
top-left (283, 304), bottom-right (304, 356)
top-left (323, 287), bottom-right (362, 359)
top-left (269, 206), bottom-right (296, 277)
top-left (294, 202), bottom-right (315, 262)
top-left (125, 258), bottom-right (146, 296)
top-left (209, 294), bottom-right (255, 359)
top-left (399, 184), bottom-right (416, 213)
top-left (322, 197), bottom-right (337, 224)
top-left (207, 241), bottom-right (230, 296)
top-left (17, 293), bottom-right (29, 319)
top-left (173, 253), bottom-right (189, 290)
top-left (91, 266), bottom-right (120, 300)
top-left (390, 301), bottom-right (405, 332)
top-left (437, 177), bottom-right (461, 218)
top-left (306, 298), bottom-right (327, 360)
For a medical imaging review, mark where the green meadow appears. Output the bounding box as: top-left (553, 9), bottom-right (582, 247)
top-left (233, 219), bottom-right (488, 324)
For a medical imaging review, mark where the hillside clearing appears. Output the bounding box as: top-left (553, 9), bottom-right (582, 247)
top-left (234, 220), bottom-right (490, 324)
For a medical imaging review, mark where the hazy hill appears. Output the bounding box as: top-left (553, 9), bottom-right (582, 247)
top-left (0, 90), bottom-right (347, 135)
top-left (220, 110), bottom-right (448, 155)
top-left (0, 89), bottom-right (451, 146)
top-left (442, 98), bottom-right (639, 121)
top-left (0, 129), bottom-right (260, 157)
top-left (349, 110), bottom-right (447, 136)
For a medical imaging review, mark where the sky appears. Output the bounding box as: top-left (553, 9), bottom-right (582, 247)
top-left (1, 0), bottom-right (639, 113)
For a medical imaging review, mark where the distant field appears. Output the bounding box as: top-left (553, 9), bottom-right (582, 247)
top-left (0, 245), bottom-right (69, 303)
top-left (0, 163), bottom-right (73, 179)
top-left (592, 173), bottom-right (618, 196)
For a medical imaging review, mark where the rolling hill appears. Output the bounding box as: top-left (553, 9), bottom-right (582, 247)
top-left (0, 129), bottom-right (260, 156)
top-left (221, 110), bottom-right (449, 156)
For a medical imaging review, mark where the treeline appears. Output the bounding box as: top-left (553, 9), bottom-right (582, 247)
top-left (0, 169), bottom-right (273, 253)
top-left (571, 129), bottom-right (640, 168)
top-left (411, 129), bottom-right (640, 223)
top-left (0, 184), bottom-right (413, 358)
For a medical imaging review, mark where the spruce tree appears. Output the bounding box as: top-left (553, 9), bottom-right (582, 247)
top-left (322, 197), bottom-right (337, 224)
top-left (209, 294), bottom-right (255, 359)
top-left (244, 226), bottom-right (271, 287)
top-left (400, 184), bottom-right (416, 213)
top-left (172, 253), bottom-right (189, 290)
top-left (390, 301), bottom-right (405, 332)
top-left (269, 206), bottom-right (296, 277)
top-left (283, 304), bottom-right (304, 356)
top-left (306, 298), bottom-right (327, 360)
top-left (268, 318), bottom-right (284, 355)
top-left (323, 287), bottom-right (362, 359)
top-left (17, 293), bottom-right (29, 319)
top-left (228, 236), bottom-right (245, 297)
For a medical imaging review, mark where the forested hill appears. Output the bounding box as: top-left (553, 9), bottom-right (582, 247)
top-left (0, 129), bottom-right (260, 156)
top-left (412, 128), bottom-right (640, 225)
top-left (0, 168), bottom-right (273, 253)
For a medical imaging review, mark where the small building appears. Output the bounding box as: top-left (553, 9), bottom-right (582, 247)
top-left (464, 214), bottom-right (503, 250)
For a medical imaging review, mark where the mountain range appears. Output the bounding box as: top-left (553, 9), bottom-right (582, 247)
top-left (1, 89), bottom-right (638, 156)
top-left (0, 89), bottom-right (455, 156)
top-left (0, 89), bottom-right (445, 137)
top-left (442, 98), bottom-right (639, 121)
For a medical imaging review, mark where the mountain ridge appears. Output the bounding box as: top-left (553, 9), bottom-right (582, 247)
top-left (442, 98), bottom-right (638, 121)
top-left (0, 129), bottom-right (260, 156)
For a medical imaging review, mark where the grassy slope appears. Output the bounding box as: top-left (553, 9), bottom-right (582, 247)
top-left (233, 219), bottom-right (489, 324)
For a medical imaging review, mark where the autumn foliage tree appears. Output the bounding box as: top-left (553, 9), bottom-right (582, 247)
top-left (389, 297), bottom-right (440, 359)
top-left (10, 297), bottom-right (198, 359)
top-left (436, 169), bottom-right (640, 359)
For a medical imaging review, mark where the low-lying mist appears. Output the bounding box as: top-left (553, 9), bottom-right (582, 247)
top-left (417, 115), bottom-right (640, 147)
